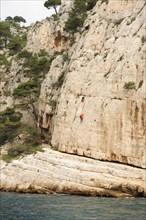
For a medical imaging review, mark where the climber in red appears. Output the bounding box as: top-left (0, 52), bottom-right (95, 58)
top-left (80, 114), bottom-right (84, 122)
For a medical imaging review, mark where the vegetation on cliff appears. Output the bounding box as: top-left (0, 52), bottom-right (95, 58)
top-left (5, 16), bottom-right (26, 24)
top-left (0, 19), bottom-right (27, 51)
top-left (12, 49), bottom-right (57, 126)
top-left (0, 18), bottom-right (51, 159)
top-left (0, 107), bottom-right (43, 162)
top-left (0, 54), bottom-right (11, 69)
top-left (0, 108), bottom-right (22, 146)
top-left (44, 0), bottom-right (61, 15)
top-left (0, 15), bottom-right (64, 156)
top-left (65, 0), bottom-right (97, 33)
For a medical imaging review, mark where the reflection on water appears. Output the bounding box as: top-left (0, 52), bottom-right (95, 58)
top-left (0, 192), bottom-right (145, 220)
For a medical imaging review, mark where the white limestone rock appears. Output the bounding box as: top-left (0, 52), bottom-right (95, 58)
top-left (38, 0), bottom-right (146, 168)
top-left (0, 147), bottom-right (145, 197)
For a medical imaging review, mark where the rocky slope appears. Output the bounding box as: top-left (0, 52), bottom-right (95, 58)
top-left (0, 0), bottom-right (146, 197)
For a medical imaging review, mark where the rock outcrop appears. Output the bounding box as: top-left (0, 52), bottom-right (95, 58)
top-left (1, 146), bottom-right (145, 197)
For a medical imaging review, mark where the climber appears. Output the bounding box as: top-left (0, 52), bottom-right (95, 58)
top-left (80, 114), bottom-right (84, 122)
top-left (81, 96), bottom-right (85, 103)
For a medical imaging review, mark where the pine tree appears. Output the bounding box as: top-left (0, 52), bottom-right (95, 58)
top-left (44, 0), bottom-right (61, 15)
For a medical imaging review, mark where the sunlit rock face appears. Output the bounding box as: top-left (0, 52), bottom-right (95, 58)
top-left (1, 148), bottom-right (145, 197)
top-left (37, 0), bottom-right (146, 168)
top-left (26, 0), bottom-right (73, 54)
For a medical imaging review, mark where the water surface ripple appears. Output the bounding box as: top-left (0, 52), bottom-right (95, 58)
top-left (0, 192), bottom-right (145, 220)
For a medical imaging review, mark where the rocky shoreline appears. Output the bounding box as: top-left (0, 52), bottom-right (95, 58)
top-left (0, 146), bottom-right (145, 197)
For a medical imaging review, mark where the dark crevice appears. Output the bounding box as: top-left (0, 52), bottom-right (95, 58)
top-left (52, 147), bottom-right (145, 170)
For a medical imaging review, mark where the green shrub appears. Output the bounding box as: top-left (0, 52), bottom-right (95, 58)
top-left (14, 103), bottom-right (28, 110)
top-left (9, 21), bottom-right (21, 30)
top-left (13, 80), bottom-right (40, 98)
top-left (0, 54), bottom-right (11, 68)
top-left (17, 50), bottom-right (32, 59)
top-left (48, 100), bottom-right (57, 108)
top-left (65, 0), bottom-right (87, 33)
top-left (0, 20), bottom-right (27, 50)
top-left (52, 72), bottom-right (65, 88)
top-left (0, 21), bottom-right (11, 46)
top-left (38, 49), bottom-right (48, 57)
top-left (0, 133), bottom-right (9, 146)
top-left (52, 14), bottom-right (59, 21)
top-left (65, 11), bottom-right (87, 33)
top-left (124, 81), bottom-right (136, 90)
top-left (0, 38), bottom-right (3, 47)
top-left (9, 114), bottom-right (22, 122)
top-left (62, 53), bottom-right (69, 62)
top-left (0, 108), bottom-right (22, 146)
top-left (23, 125), bottom-right (42, 146)
top-left (0, 116), bottom-right (6, 124)
top-left (0, 107), bottom-right (15, 116)
top-left (8, 36), bottom-right (21, 50)
top-left (8, 145), bottom-right (27, 156)
top-left (86, 0), bottom-right (97, 10)
top-left (2, 143), bottom-right (43, 162)
top-left (23, 54), bottom-right (51, 79)
top-left (0, 119), bottom-right (43, 161)
top-left (35, 57), bottom-right (51, 74)
top-left (2, 154), bottom-right (16, 163)
top-left (74, 0), bottom-right (87, 12)
top-left (0, 109), bottom-right (43, 161)
top-left (8, 34), bottom-right (27, 55)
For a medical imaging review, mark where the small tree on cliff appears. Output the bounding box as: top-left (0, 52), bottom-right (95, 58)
top-left (65, 0), bottom-right (87, 33)
top-left (0, 21), bottom-right (11, 46)
top-left (13, 16), bottom-right (26, 24)
top-left (44, 0), bottom-right (61, 15)
top-left (5, 16), bottom-right (13, 22)
top-left (13, 80), bottom-right (40, 126)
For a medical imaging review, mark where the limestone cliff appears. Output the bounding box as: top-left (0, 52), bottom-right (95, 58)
top-left (0, 0), bottom-right (146, 197)
top-left (35, 0), bottom-right (146, 168)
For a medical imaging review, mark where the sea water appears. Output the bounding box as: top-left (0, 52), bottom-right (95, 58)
top-left (0, 192), bottom-right (145, 220)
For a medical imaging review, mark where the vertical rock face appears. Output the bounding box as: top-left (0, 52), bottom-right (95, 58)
top-left (26, 0), bottom-right (73, 54)
top-left (38, 0), bottom-right (146, 168)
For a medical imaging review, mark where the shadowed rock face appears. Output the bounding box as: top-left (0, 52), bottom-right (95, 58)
top-left (1, 147), bottom-right (145, 197)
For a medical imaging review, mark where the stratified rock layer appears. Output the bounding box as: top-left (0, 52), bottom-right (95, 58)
top-left (0, 147), bottom-right (145, 197)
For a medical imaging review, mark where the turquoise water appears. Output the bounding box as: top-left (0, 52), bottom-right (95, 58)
top-left (0, 192), bottom-right (145, 220)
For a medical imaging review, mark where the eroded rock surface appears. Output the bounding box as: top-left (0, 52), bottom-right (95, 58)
top-left (1, 147), bottom-right (145, 197)
top-left (38, 0), bottom-right (146, 168)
